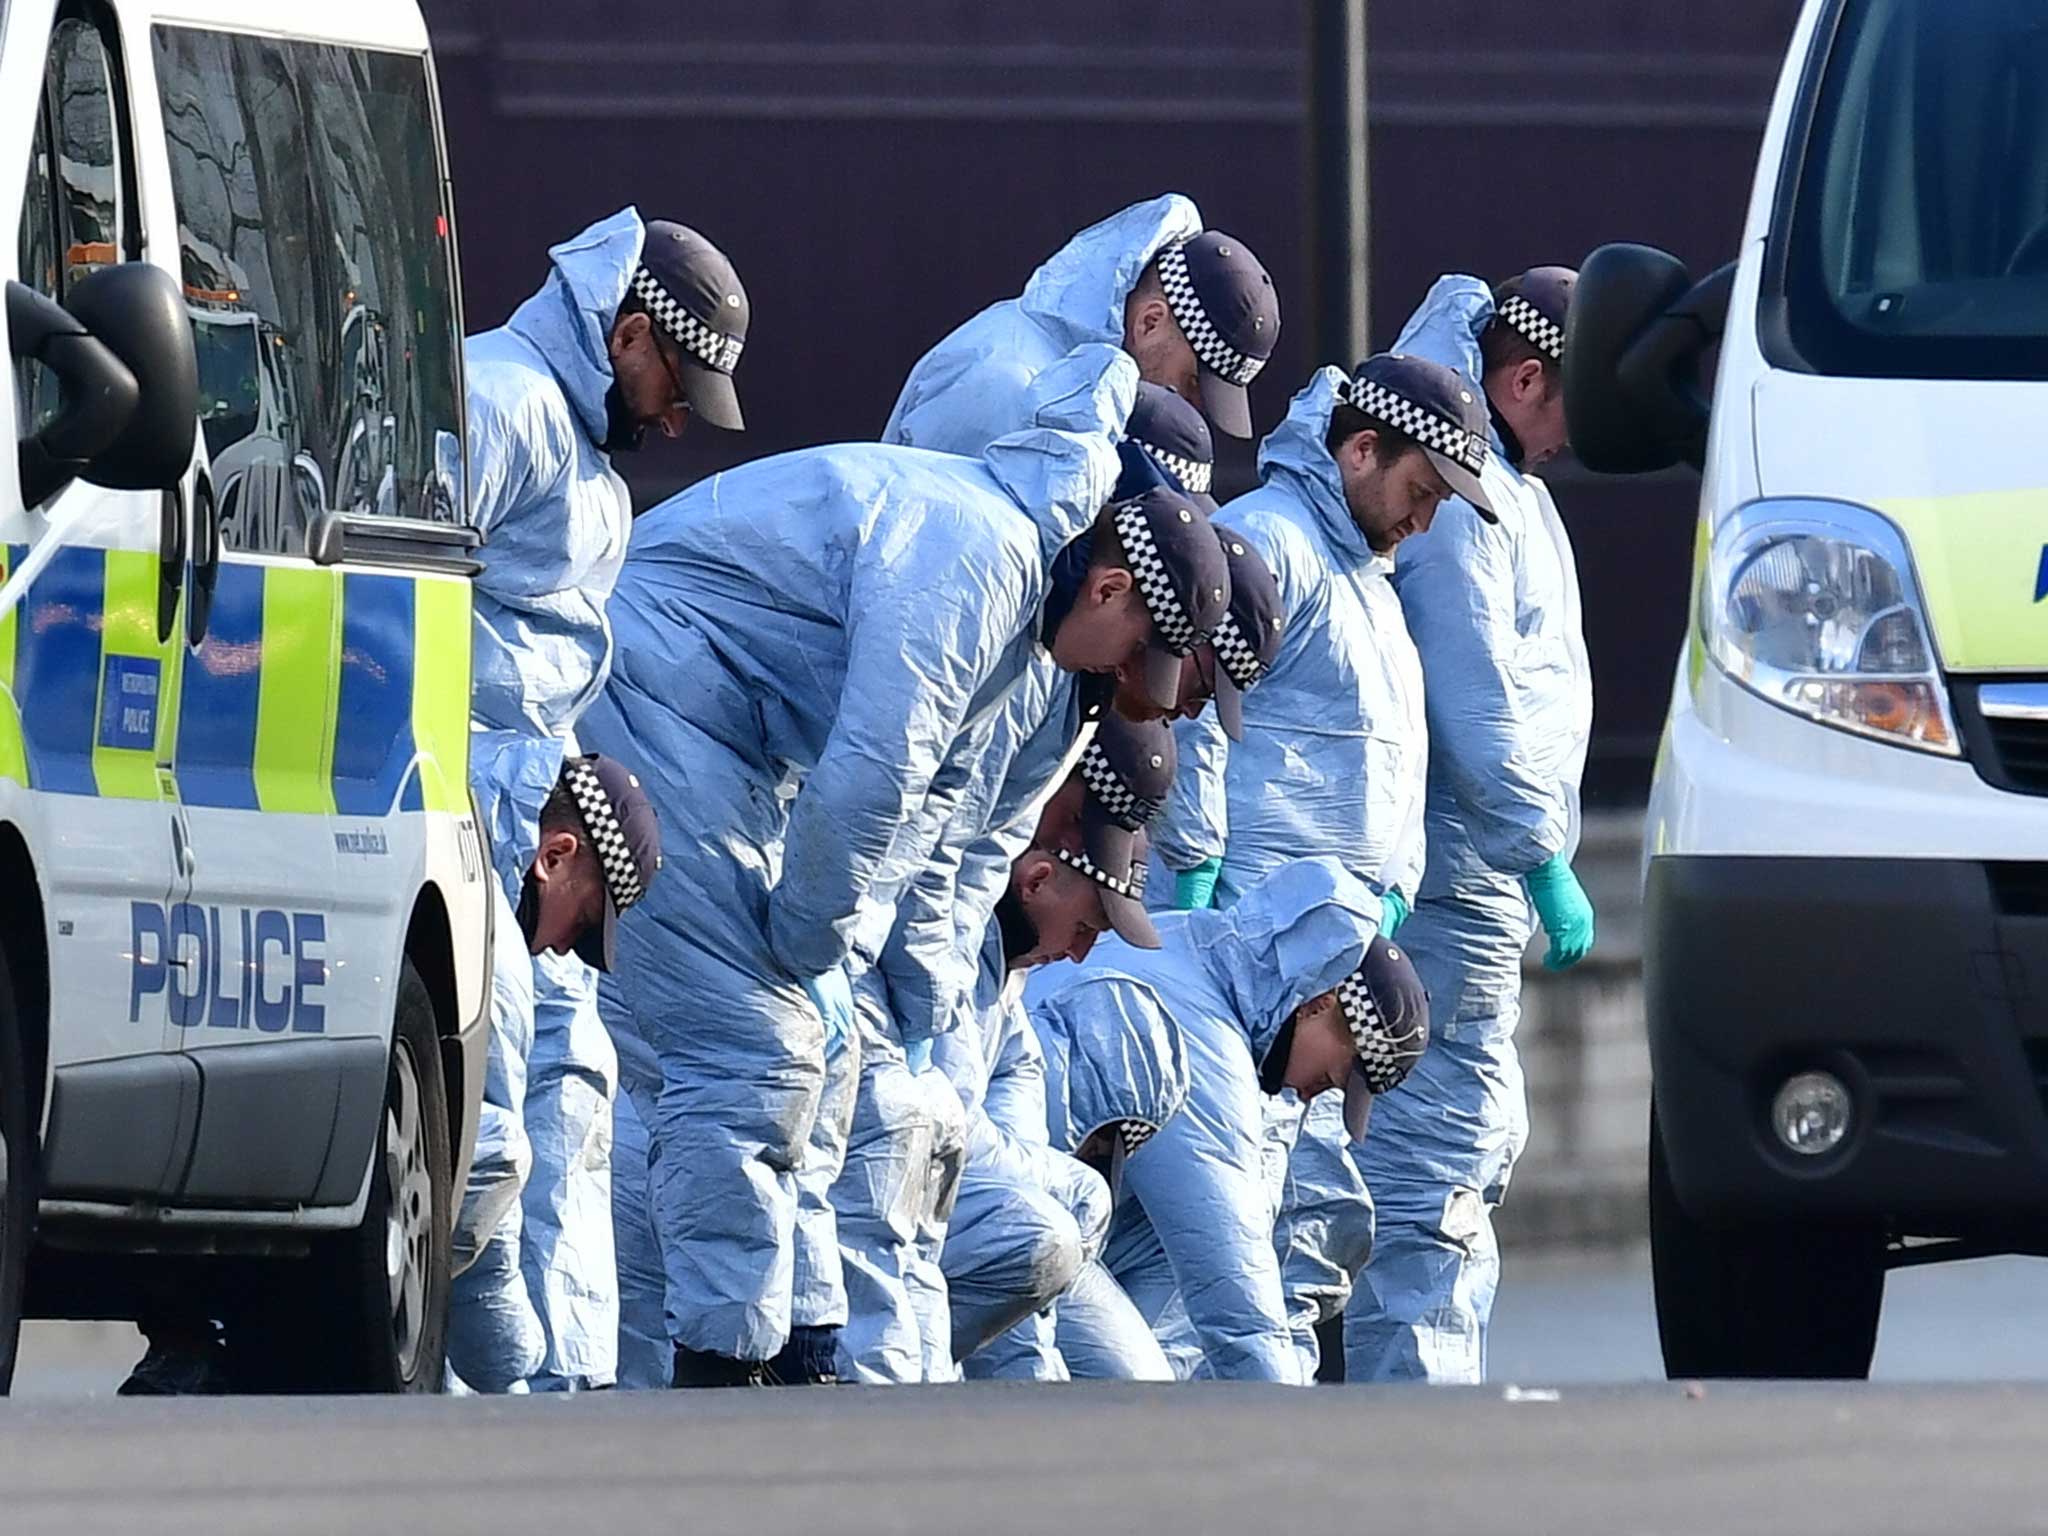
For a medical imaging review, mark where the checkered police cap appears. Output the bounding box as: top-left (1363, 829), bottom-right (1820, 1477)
top-left (1079, 736), bottom-right (1161, 832)
top-left (1208, 610), bottom-right (1266, 693)
top-left (1336, 947), bottom-right (1429, 1095)
top-left (1156, 241), bottom-right (1265, 390)
top-left (1138, 440), bottom-right (1213, 497)
top-left (1113, 498), bottom-right (1201, 656)
top-left (1055, 844), bottom-right (1149, 903)
top-left (629, 266), bottom-right (744, 375)
top-left (563, 757), bottom-right (645, 915)
top-left (1497, 292), bottom-right (1564, 363)
top-left (1343, 375), bottom-right (1488, 477)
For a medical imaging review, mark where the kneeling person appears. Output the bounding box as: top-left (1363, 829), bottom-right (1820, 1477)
top-left (1023, 857), bottom-right (1426, 1382)
top-left (448, 755), bottom-right (662, 1393)
top-left (936, 717), bottom-right (1175, 1372)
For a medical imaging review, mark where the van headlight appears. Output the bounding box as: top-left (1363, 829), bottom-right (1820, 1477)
top-left (1702, 499), bottom-right (1957, 755)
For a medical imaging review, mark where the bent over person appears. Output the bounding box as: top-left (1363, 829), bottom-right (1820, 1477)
top-left (1153, 353), bottom-right (1494, 1376)
top-left (885, 193), bottom-right (1280, 453)
top-left (466, 207), bottom-right (748, 1390)
top-left (1346, 267), bottom-right (1595, 1385)
top-left (449, 756), bottom-right (661, 1392)
top-left (579, 347), bottom-right (1208, 1386)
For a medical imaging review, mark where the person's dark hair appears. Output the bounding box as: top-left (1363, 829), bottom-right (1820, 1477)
top-left (539, 777), bottom-right (587, 838)
top-left (1479, 275), bottom-right (1558, 390)
top-left (610, 290), bottom-right (653, 343)
top-left (1324, 404), bottom-right (1421, 465)
top-left (1083, 502), bottom-right (1130, 571)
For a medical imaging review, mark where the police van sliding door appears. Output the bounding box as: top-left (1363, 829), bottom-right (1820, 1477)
top-left (148, 25), bottom-right (469, 1206)
top-left (6, 0), bottom-right (196, 1201)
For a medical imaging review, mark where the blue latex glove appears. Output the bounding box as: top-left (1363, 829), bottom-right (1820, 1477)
top-left (1174, 856), bottom-right (1223, 911)
top-left (802, 967), bottom-right (856, 1058)
top-left (1379, 887), bottom-right (1410, 938)
top-left (903, 1037), bottom-right (934, 1074)
top-left (1524, 854), bottom-right (1595, 971)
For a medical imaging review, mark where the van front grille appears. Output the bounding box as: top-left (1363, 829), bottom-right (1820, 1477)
top-left (1952, 679), bottom-right (2048, 797)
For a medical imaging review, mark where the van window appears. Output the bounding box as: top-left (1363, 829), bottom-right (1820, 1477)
top-left (153, 28), bottom-right (464, 554)
top-left (16, 15), bottom-right (127, 432)
top-left (1777, 0), bottom-right (2048, 379)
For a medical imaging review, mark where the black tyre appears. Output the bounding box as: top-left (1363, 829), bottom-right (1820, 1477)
top-left (1649, 1105), bottom-right (1884, 1379)
top-left (0, 943), bottom-right (36, 1394)
top-left (237, 962), bottom-right (452, 1392)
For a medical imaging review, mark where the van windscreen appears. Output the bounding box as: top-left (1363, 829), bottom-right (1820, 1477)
top-left (1778, 0), bottom-right (2048, 379)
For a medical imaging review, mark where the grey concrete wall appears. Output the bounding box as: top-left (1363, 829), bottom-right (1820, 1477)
top-left (1496, 811), bottom-right (1652, 1253)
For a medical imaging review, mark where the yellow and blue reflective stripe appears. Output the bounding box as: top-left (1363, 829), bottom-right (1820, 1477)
top-left (2, 545), bottom-right (470, 815)
top-left (177, 561), bottom-right (266, 810)
top-left (410, 574), bottom-right (470, 814)
top-left (333, 571), bottom-right (416, 815)
top-left (92, 549), bottom-right (176, 801)
top-left (8, 544), bottom-right (108, 796)
top-left (253, 565), bottom-right (340, 815)
top-left (1876, 490), bottom-right (2048, 672)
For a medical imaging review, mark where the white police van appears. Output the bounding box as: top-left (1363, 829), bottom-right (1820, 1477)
top-left (1, 0), bottom-right (489, 1391)
top-left (1566, 0), bottom-right (2048, 1377)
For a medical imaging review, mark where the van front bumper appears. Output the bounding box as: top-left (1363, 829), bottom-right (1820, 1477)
top-left (1648, 854), bottom-right (2048, 1234)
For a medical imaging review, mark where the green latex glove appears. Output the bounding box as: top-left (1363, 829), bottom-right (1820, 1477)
top-left (1380, 887), bottom-right (1410, 938)
top-left (1174, 857), bottom-right (1222, 910)
top-left (1524, 854), bottom-right (1595, 971)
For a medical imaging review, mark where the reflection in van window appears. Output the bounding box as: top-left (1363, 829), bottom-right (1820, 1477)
top-left (50, 18), bottom-right (121, 286)
top-left (16, 18), bottom-right (126, 436)
top-left (1784, 0), bottom-right (2048, 378)
top-left (15, 102), bottom-right (59, 434)
top-left (153, 28), bottom-right (464, 555)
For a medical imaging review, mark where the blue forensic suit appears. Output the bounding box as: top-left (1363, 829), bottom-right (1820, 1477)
top-left (830, 591), bottom-right (1110, 1381)
top-left (1151, 370), bottom-right (1429, 1376)
top-left (934, 930), bottom-right (1112, 1373)
top-left (582, 347), bottom-right (1133, 1364)
top-left (1347, 276), bottom-right (1592, 1384)
top-left (608, 1081), bottom-right (668, 1390)
top-left (883, 194), bottom-right (1201, 458)
top-left (463, 207), bottom-right (645, 1388)
top-left (446, 882), bottom-right (545, 1392)
top-left (1025, 858), bottom-right (1379, 1383)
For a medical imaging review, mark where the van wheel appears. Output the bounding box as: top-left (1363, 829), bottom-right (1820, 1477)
top-left (1649, 1105), bottom-right (1884, 1379)
top-left (0, 944), bottom-right (36, 1395)
top-left (237, 963), bottom-right (451, 1392)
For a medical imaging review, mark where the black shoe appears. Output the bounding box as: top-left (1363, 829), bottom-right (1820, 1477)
top-left (765, 1325), bottom-right (841, 1386)
top-left (118, 1336), bottom-right (231, 1396)
top-left (671, 1344), bottom-right (769, 1388)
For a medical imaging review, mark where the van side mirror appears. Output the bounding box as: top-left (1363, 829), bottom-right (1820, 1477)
top-left (7, 263), bottom-right (198, 509)
top-left (9, 280), bottom-right (137, 507)
top-left (1562, 243), bottom-right (1735, 475)
top-left (63, 263), bottom-right (199, 491)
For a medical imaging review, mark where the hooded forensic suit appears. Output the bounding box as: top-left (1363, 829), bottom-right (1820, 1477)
top-left (582, 349), bottom-right (1132, 1365)
top-left (1346, 276), bottom-right (1592, 1384)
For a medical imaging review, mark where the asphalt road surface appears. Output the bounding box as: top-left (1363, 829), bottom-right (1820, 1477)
top-left (8, 1381), bottom-right (2048, 1535)
top-left (9, 1251), bottom-right (2047, 1535)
